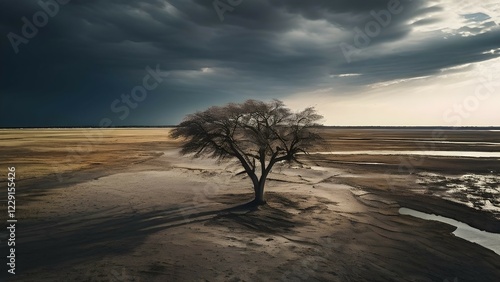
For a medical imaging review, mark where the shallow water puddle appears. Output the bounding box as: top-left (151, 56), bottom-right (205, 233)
top-left (310, 151), bottom-right (500, 158)
top-left (399, 208), bottom-right (500, 255)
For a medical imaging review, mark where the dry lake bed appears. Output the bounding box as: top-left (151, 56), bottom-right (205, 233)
top-left (0, 128), bottom-right (499, 281)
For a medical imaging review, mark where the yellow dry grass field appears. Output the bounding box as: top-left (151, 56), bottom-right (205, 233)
top-left (0, 128), bottom-right (180, 182)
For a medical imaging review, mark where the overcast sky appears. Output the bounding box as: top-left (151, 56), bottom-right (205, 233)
top-left (1, 0), bottom-right (499, 127)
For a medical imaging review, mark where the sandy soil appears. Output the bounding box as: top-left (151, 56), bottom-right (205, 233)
top-left (0, 128), bottom-right (499, 281)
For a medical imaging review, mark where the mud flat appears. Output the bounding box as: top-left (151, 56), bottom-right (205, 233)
top-left (0, 128), bottom-right (499, 281)
top-left (399, 207), bottom-right (500, 255)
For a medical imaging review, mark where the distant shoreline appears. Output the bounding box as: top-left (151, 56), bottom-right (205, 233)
top-left (1, 126), bottom-right (500, 130)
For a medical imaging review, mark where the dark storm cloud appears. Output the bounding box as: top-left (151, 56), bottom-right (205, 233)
top-left (336, 29), bottom-right (500, 85)
top-left (0, 0), bottom-right (499, 126)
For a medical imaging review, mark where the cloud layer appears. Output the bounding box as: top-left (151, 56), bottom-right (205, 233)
top-left (1, 0), bottom-right (499, 126)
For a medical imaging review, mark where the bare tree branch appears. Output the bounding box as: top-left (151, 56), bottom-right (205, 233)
top-left (170, 99), bottom-right (323, 205)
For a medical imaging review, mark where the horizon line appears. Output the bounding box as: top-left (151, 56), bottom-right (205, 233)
top-left (1, 125), bottom-right (500, 130)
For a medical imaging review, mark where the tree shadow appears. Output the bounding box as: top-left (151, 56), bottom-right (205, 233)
top-left (9, 201), bottom-right (240, 275)
top-left (208, 192), bottom-right (305, 234)
top-left (8, 193), bottom-right (301, 278)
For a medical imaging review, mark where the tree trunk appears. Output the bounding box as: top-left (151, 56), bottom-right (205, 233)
top-left (252, 183), bottom-right (266, 205)
top-left (251, 160), bottom-right (275, 206)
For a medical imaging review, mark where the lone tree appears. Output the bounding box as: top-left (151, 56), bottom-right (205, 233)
top-left (170, 99), bottom-right (323, 206)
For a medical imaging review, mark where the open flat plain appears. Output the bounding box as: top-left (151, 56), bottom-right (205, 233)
top-left (0, 128), bottom-right (499, 281)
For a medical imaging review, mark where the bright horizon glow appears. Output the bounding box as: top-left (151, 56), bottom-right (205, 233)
top-left (285, 54), bottom-right (500, 127)
top-left (282, 0), bottom-right (500, 126)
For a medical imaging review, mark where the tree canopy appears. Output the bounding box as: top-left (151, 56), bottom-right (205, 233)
top-left (170, 99), bottom-right (323, 205)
